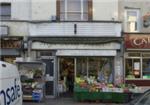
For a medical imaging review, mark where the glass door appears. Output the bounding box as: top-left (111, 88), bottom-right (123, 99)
top-left (58, 57), bottom-right (75, 97)
top-left (41, 57), bottom-right (56, 98)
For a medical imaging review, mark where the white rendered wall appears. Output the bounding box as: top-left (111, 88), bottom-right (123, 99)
top-left (93, 0), bottom-right (119, 21)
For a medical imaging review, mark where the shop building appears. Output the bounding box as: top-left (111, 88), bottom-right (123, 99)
top-left (27, 0), bottom-right (123, 97)
top-left (122, 0), bottom-right (150, 89)
top-left (124, 33), bottom-right (150, 87)
top-left (0, 26), bottom-right (24, 64)
top-left (1, 0), bottom-right (123, 98)
top-left (29, 35), bottom-right (123, 97)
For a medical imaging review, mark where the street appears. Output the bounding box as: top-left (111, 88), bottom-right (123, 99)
top-left (23, 98), bottom-right (124, 105)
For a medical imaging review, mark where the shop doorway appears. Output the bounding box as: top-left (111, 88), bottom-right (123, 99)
top-left (58, 57), bottom-right (75, 97)
top-left (41, 56), bottom-right (56, 98)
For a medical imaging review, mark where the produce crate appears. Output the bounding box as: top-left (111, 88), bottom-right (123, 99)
top-left (74, 91), bottom-right (131, 103)
top-left (111, 92), bottom-right (131, 103)
top-left (101, 92), bottom-right (112, 101)
top-left (74, 91), bottom-right (112, 101)
top-left (32, 91), bottom-right (43, 102)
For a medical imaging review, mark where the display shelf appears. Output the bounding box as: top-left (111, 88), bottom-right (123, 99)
top-left (74, 91), bottom-right (131, 103)
top-left (16, 61), bottom-right (45, 102)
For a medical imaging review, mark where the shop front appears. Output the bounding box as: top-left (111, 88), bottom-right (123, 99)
top-left (0, 36), bottom-right (23, 64)
top-left (30, 37), bottom-right (123, 98)
top-left (58, 54), bottom-right (115, 97)
top-left (124, 33), bottom-right (150, 89)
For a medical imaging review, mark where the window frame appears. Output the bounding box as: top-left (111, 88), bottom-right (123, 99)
top-left (124, 9), bottom-right (140, 32)
top-left (0, 3), bottom-right (11, 20)
top-left (57, 0), bottom-right (92, 21)
top-left (125, 52), bottom-right (150, 80)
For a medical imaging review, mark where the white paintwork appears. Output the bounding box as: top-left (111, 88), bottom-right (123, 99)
top-left (29, 22), bottom-right (121, 37)
top-left (56, 49), bottom-right (116, 56)
top-left (0, 26), bottom-right (8, 36)
top-left (93, 0), bottom-right (119, 21)
top-left (0, 0), bottom-right (31, 20)
top-left (121, 0), bottom-right (150, 33)
top-left (1, 22), bottom-right (29, 36)
top-left (32, 42), bottom-right (121, 50)
top-left (31, 0), bottom-right (56, 20)
top-left (0, 61), bottom-right (22, 105)
top-left (11, 0), bottom-right (31, 20)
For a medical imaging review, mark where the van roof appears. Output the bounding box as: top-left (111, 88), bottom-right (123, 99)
top-left (0, 61), bottom-right (20, 79)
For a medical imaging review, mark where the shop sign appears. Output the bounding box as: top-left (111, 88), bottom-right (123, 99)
top-left (125, 35), bottom-right (150, 49)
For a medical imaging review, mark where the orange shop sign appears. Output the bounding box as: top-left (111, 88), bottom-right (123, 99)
top-left (125, 35), bottom-right (150, 49)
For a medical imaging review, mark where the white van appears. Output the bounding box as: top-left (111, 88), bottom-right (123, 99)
top-left (0, 61), bottom-right (22, 105)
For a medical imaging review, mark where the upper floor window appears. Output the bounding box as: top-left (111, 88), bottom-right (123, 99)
top-left (125, 9), bottom-right (140, 32)
top-left (0, 3), bottom-right (11, 20)
top-left (58, 0), bottom-right (92, 21)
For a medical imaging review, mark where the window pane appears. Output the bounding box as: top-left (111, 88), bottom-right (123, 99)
top-left (126, 9), bottom-right (139, 32)
top-left (83, 0), bottom-right (88, 12)
top-left (0, 5), bottom-right (11, 15)
top-left (83, 13), bottom-right (88, 21)
top-left (125, 59), bottom-right (133, 78)
top-left (76, 57), bottom-right (87, 77)
top-left (59, 0), bottom-right (88, 21)
top-left (126, 59), bottom-right (141, 79)
top-left (142, 53), bottom-right (150, 57)
top-left (128, 53), bottom-right (141, 57)
top-left (133, 59), bottom-right (141, 78)
top-left (127, 21), bottom-right (137, 32)
top-left (67, 0), bottom-right (81, 12)
top-left (67, 13), bottom-right (81, 21)
top-left (0, 3), bottom-right (11, 20)
top-left (142, 59), bottom-right (150, 79)
top-left (88, 57), bottom-right (113, 83)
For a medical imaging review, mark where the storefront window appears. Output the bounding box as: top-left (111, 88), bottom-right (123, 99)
top-left (142, 59), bottom-right (150, 79)
top-left (128, 53), bottom-right (141, 57)
top-left (125, 58), bottom-right (141, 79)
top-left (125, 52), bottom-right (150, 79)
top-left (59, 57), bottom-right (114, 85)
top-left (87, 57), bottom-right (114, 83)
top-left (88, 57), bottom-right (99, 77)
top-left (76, 57), bottom-right (87, 77)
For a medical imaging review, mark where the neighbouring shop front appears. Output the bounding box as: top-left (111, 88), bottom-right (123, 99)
top-left (0, 36), bottom-right (23, 64)
top-left (124, 33), bottom-right (150, 89)
top-left (29, 37), bottom-right (123, 98)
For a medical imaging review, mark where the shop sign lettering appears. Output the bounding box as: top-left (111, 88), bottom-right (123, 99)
top-left (125, 35), bottom-right (150, 49)
top-left (133, 37), bottom-right (150, 46)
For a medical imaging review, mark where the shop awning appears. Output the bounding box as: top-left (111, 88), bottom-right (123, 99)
top-left (56, 50), bottom-right (116, 56)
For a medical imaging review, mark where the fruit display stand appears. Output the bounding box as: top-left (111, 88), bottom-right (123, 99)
top-left (16, 61), bottom-right (45, 102)
top-left (74, 77), bottom-right (140, 103)
top-left (74, 86), bottom-right (131, 103)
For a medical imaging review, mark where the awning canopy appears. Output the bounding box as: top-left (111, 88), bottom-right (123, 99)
top-left (56, 50), bottom-right (116, 56)
top-left (30, 37), bottom-right (122, 44)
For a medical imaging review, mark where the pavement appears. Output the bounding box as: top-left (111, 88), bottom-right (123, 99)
top-left (23, 98), bottom-right (124, 105)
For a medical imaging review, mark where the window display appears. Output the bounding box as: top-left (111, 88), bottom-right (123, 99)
top-left (142, 59), bottom-right (150, 79)
top-left (76, 57), bottom-right (87, 77)
top-left (58, 57), bottom-right (114, 96)
top-left (17, 62), bottom-right (45, 101)
top-left (125, 59), bottom-right (141, 79)
top-left (125, 52), bottom-right (150, 79)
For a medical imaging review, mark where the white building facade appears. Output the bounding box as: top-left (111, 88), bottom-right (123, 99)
top-left (1, 0), bottom-right (123, 98)
top-left (122, 0), bottom-right (150, 89)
